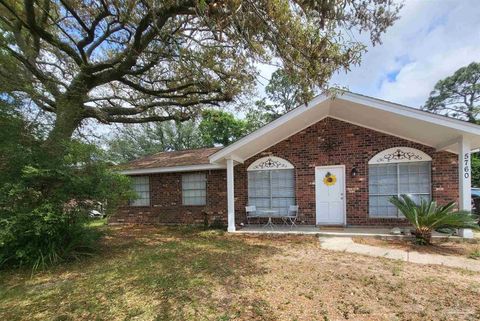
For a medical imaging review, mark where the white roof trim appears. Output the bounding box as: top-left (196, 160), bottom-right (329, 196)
top-left (119, 163), bottom-right (226, 175)
top-left (210, 92), bottom-right (480, 164)
top-left (247, 156), bottom-right (294, 171)
top-left (340, 92), bottom-right (480, 134)
top-left (368, 147), bottom-right (432, 164)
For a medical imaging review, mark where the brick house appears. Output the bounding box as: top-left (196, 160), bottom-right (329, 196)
top-left (112, 92), bottom-right (480, 233)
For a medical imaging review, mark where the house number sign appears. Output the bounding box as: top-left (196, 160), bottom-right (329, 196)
top-left (464, 153), bottom-right (470, 179)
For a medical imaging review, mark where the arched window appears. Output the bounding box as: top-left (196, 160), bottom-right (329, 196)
top-left (247, 156), bottom-right (295, 214)
top-left (368, 147), bottom-right (432, 218)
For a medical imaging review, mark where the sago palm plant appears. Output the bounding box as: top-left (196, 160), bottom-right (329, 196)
top-left (389, 195), bottom-right (479, 245)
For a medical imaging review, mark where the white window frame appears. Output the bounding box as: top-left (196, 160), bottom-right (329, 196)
top-left (130, 176), bottom-right (150, 207)
top-left (368, 147), bottom-right (432, 218)
top-left (182, 173), bottom-right (207, 206)
top-left (247, 156), bottom-right (296, 214)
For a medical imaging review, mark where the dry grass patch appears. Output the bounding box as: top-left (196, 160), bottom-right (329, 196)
top-left (353, 237), bottom-right (480, 259)
top-left (1, 226), bottom-right (479, 321)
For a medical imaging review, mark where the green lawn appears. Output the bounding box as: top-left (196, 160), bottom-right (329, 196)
top-left (1, 225), bottom-right (480, 321)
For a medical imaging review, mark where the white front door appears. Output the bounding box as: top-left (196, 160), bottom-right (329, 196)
top-left (315, 166), bottom-right (345, 225)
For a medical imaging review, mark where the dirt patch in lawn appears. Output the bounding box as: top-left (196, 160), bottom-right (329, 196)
top-left (353, 237), bottom-right (480, 259)
top-left (1, 226), bottom-right (480, 321)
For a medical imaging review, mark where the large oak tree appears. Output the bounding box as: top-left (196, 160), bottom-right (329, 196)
top-left (0, 0), bottom-right (401, 150)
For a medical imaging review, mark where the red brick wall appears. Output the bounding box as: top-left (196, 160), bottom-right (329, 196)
top-left (111, 117), bottom-right (459, 226)
top-left (234, 117), bottom-right (458, 226)
top-left (110, 170), bottom-right (227, 225)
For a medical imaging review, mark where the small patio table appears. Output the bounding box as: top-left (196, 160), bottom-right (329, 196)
top-left (260, 209), bottom-right (281, 229)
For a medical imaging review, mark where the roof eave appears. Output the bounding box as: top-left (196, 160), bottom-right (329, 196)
top-left (341, 92), bottom-right (480, 135)
top-left (118, 163), bottom-right (226, 175)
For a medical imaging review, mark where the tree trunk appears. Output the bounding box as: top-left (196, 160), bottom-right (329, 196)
top-left (413, 228), bottom-right (432, 245)
top-left (44, 96), bottom-right (85, 154)
top-left (43, 73), bottom-right (92, 154)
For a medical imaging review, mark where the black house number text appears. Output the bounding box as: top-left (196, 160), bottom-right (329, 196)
top-left (464, 153), bottom-right (470, 179)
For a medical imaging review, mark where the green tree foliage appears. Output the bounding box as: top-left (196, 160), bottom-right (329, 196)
top-left (266, 69), bottom-right (305, 114)
top-left (198, 109), bottom-right (248, 147)
top-left (246, 68), bottom-right (307, 129)
top-left (423, 62), bottom-right (480, 123)
top-left (107, 120), bottom-right (204, 163)
top-left (244, 99), bottom-right (276, 132)
top-left (0, 0), bottom-right (401, 149)
top-left (0, 99), bottom-right (133, 269)
top-left (0, 97), bottom-right (38, 182)
top-left (105, 109), bottom-right (248, 162)
top-left (472, 153), bottom-right (480, 188)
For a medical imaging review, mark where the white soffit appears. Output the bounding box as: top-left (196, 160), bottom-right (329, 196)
top-left (210, 92), bottom-right (480, 164)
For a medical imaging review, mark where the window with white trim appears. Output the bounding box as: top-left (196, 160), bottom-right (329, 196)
top-left (182, 173), bottom-right (207, 206)
top-left (368, 147), bottom-right (432, 218)
top-left (247, 156), bottom-right (295, 214)
top-left (130, 176), bottom-right (150, 206)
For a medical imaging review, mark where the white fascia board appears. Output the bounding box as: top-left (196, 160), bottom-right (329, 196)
top-left (118, 163), bottom-right (226, 175)
top-left (342, 92), bottom-right (480, 135)
top-left (209, 94), bottom-right (329, 163)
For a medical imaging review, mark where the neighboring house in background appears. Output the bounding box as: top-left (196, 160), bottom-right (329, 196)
top-left (112, 92), bottom-right (480, 232)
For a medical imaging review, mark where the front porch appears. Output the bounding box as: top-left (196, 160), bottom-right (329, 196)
top-left (236, 225), bottom-right (465, 240)
top-left (212, 94), bottom-right (480, 238)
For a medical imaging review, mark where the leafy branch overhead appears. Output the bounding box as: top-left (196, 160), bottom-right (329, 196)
top-left (0, 0), bottom-right (402, 144)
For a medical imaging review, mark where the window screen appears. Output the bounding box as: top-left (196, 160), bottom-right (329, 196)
top-left (130, 176), bottom-right (150, 206)
top-left (248, 169), bottom-right (295, 214)
top-left (182, 173), bottom-right (207, 206)
top-left (369, 162), bottom-right (431, 218)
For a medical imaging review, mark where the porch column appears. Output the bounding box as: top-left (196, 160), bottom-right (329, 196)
top-left (226, 158), bottom-right (236, 232)
top-left (458, 136), bottom-right (474, 238)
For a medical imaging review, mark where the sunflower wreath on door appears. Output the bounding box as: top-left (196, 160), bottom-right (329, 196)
top-left (323, 172), bottom-right (337, 186)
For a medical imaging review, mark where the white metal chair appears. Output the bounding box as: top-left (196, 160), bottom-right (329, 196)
top-left (245, 205), bottom-right (258, 225)
top-left (284, 205), bottom-right (299, 227)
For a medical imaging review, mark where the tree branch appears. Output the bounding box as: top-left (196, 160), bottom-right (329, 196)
top-left (118, 78), bottom-right (215, 97)
top-left (4, 46), bottom-right (63, 96)
top-left (23, 0), bottom-right (84, 65)
top-left (105, 114), bottom-right (191, 124)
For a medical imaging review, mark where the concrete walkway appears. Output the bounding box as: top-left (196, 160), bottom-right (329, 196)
top-left (237, 225), bottom-right (457, 240)
top-left (319, 237), bottom-right (480, 272)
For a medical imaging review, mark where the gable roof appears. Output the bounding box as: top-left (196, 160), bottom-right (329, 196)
top-left (118, 147), bottom-right (224, 175)
top-left (210, 92), bottom-right (480, 164)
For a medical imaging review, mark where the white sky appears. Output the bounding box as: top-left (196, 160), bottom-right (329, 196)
top-left (259, 0), bottom-right (480, 108)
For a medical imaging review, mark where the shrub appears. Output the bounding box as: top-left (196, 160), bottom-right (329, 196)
top-left (389, 195), bottom-right (479, 245)
top-left (0, 143), bottom-right (133, 269)
top-left (0, 203), bottom-right (100, 269)
top-left (0, 104), bottom-right (133, 269)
